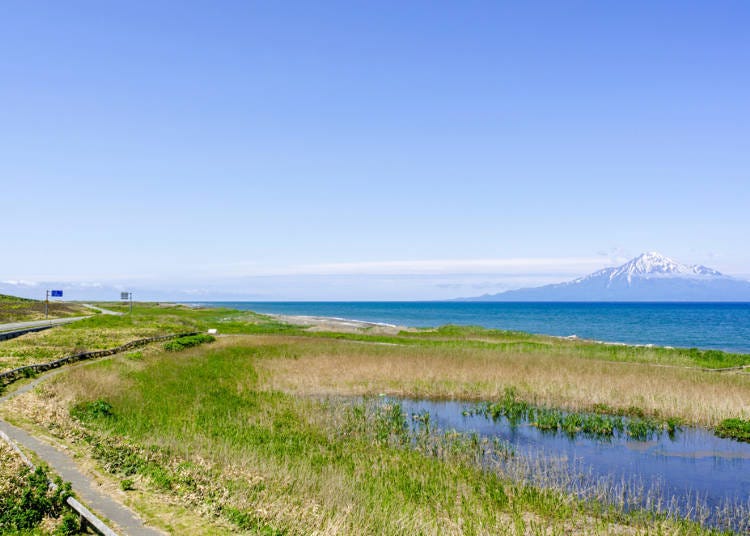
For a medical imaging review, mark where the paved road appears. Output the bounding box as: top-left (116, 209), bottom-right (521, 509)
top-left (0, 360), bottom-right (164, 535)
top-left (81, 304), bottom-right (124, 316)
top-left (0, 304), bottom-right (123, 333)
top-left (0, 316), bottom-right (90, 333)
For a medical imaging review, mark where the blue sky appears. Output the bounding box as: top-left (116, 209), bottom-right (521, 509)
top-left (1, 1), bottom-right (749, 300)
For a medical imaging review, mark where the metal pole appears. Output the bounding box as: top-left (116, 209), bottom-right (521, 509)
top-left (130, 293), bottom-right (133, 314)
top-left (45, 290), bottom-right (49, 320)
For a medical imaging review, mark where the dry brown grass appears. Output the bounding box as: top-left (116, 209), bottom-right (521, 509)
top-left (1, 335), bottom-right (731, 535)
top-left (247, 335), bottom-right (750, 427)
top-left (0, 441), bottom-right (26, 495)
top-left (4, 376), bottom-right (647, 536)
top-left (0, 295), bottom-right (90, 323)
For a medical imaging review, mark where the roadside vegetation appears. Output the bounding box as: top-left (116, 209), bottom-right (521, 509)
top-left (0, 443), bottom-right (79, 535)
top-left (0, 294), bottom-right (90, 325)
top-left (6, 339), bottom-right (737, 535)
top-left (1, 303), bottom-right (749, 533)
top-left (0, 303), bottom-right (258, 373)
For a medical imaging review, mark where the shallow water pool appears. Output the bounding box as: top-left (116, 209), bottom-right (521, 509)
top-left (388, 398), bottom-right (750, 532)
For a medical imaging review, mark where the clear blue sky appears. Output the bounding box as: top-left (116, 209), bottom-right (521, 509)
top-left (1, 1), bottom-right (749, 299)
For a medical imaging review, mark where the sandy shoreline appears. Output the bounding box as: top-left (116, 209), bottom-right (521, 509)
top-left (267, 313), bottom-right (411, 335)
top-left (263, 312), bottom-right (706, 353)
top-left (267, 312), bottom-right (652, 347)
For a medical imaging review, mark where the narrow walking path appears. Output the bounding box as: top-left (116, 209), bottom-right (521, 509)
top-left (0, 359), bottom-right (163, 535)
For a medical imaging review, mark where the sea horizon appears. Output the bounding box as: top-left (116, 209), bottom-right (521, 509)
top-left (198, 301), bottom-right (750, 355)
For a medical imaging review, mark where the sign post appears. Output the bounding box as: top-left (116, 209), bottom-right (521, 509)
top-left (46, 290), bottom-right (63, 319)
top-left (120, 292), bottom-right (133, 314)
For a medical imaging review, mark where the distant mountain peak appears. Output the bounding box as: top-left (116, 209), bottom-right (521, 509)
top-left (625, 251), bottom-right (681, 274)
top-left (577, 252), bottom-right (723, 286)
top-left (464, 252), bottom-right (747, 302)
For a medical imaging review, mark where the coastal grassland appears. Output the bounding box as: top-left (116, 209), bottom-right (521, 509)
top-left (2, 308), bottom-right (748, 532)
top-left (313, 324), bottom-right (750, 370)
top-left (0, 294), bottom-right (90, 324)
top-left (254, 333), bottom-right (750, 428)
top-left (4, 338), bottom-right (727, 535)
top-left (3, 306), bottom-right (747, 425)
top-left (0, 303), bottom-right (283, 373)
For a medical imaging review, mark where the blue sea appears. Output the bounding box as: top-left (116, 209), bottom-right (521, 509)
top-left (202, 302), bottom-right (750, 354)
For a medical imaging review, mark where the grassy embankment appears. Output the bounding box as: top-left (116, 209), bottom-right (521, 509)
top-left (7, 337), bottom-right (737, 535)
top-left (1, 303), bottom-right (749, 534)
top-left (0, 303), bottom-right (263, 374)
top-left (0, 294), bottom-right (90, 324)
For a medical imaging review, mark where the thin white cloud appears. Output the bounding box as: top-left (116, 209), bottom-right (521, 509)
top-left (177, 256), bottom-right (625, 278)
top-left (270, 257), bottom-right (617, 276)
top-left (1, 280), bottom-right (39, 286)
top-left (2, 256), bottom-right (628, 289)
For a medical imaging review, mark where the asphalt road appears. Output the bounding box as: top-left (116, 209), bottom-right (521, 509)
top-left (0, 304), bottom-right (123, 334)
top-left (0, 316), bottom-right (90, 333)
top-left (81, 304), bottom-right (124, 316)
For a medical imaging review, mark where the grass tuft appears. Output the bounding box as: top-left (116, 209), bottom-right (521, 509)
top-left (715, 418), bottom-right (750, 442)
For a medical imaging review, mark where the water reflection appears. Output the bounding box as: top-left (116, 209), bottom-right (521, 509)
top-left (387, 397), bottom-right (750, 532)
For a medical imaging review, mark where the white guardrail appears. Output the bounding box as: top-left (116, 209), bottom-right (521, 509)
top-left (0, 429), bottom-right (119, 536)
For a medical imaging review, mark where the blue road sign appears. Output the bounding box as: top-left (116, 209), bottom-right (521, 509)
top-left (50, 290), bottom-right (63, 297)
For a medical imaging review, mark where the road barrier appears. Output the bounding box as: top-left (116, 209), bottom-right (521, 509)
top-left (0, 325), bottom-right (56, 341)
top-left (0, 332), bottom-right (198, 387)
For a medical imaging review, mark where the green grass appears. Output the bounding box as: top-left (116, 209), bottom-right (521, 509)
top-left (57, 342), bottom-right (734, 534)
top-left (4, 302), bottom-right (747, 373)
top-left (0, 294), bottom-right (35, 303)
top-left (3, 304), bottom-right (749, 532)
top-left (715, 418), bottom-right (750, 442)
top-left (466, 388), bottom-right (673, 441)
top-left (163, 334), bottom-right (215, 352)
top-left (0, 294), bottom-right (90, 324)
top-left (0, 303), bottom-right (277, 372)
top-left (304, 323), bottom-right (750, 370)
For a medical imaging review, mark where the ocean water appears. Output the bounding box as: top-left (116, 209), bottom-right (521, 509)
top-left (203, 302), bottom-right (750, 354)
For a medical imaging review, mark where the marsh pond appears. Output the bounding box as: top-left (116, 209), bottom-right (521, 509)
top-left (374, 397), bottom-right (750, 532)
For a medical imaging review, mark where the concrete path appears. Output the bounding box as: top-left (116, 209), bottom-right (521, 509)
top-left (0, 364), bottom-right (163, 535)
top-left (0, 316), bottom-right (90, 334)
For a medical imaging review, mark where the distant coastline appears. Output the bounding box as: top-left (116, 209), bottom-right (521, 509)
top-left (461, 253), bottom-right (750, 302)
top-left (199, 301), bottom-right (750, 354)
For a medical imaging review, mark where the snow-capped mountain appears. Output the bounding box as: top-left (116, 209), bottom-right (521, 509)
top-left (465, 252), bottom-right (750, 301)
top-left (574, 252), bottom-right (722, 285)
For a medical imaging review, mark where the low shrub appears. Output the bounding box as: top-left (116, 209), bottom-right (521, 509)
top-left (70, 399), bottom-right (115, 421)
top-left (164, 334), bottom-right (215, 352)
top-left (0, 466), bottom-right (73, 532)
top-left (56, 510), bottom-right (81, 535)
